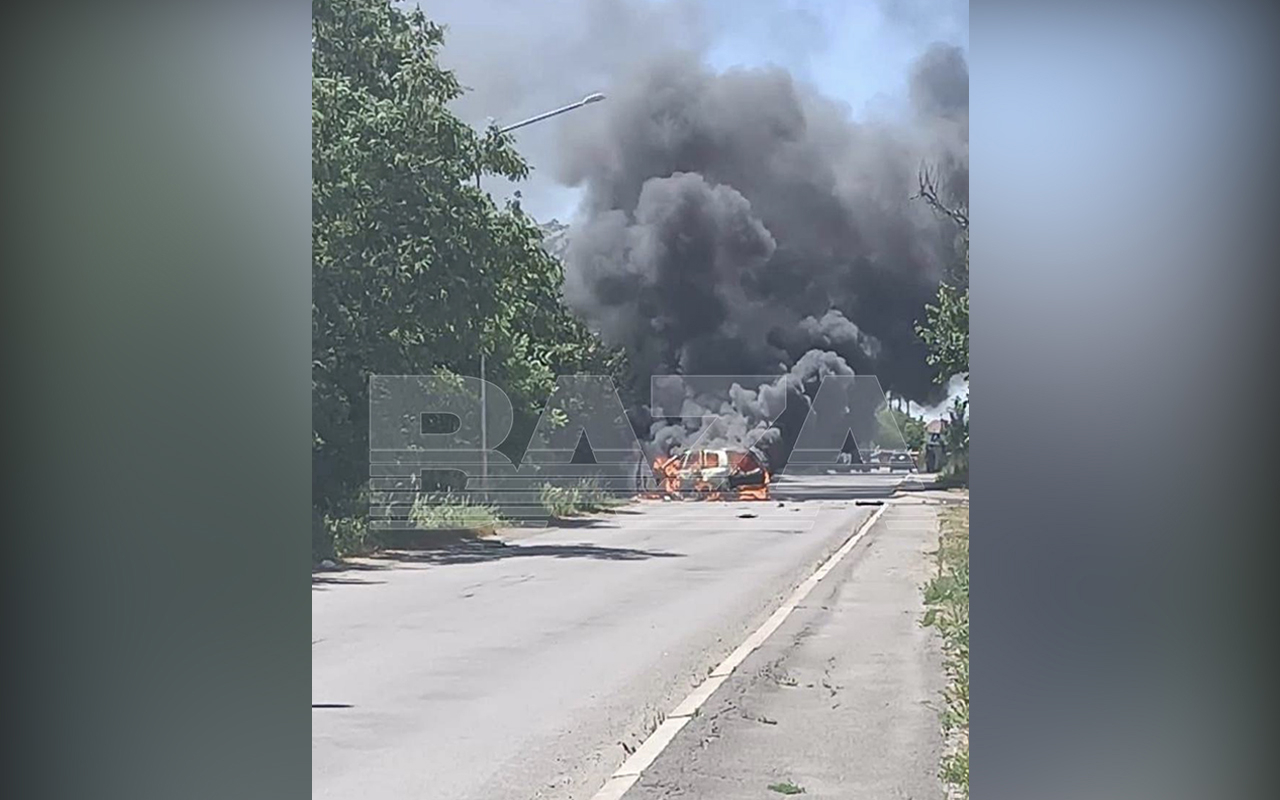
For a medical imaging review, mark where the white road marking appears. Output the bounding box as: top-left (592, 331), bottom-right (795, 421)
top-left (587, 501), bottom-right (893, 800)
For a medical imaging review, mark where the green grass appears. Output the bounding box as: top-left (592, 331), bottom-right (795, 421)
top-left (923, 503), bottom-right (969, 800)
top-left (539, 479), bottom-right (626, 518)
top-left (317, 479), bottom-right (631, 563)
top-left (767, 781), bottom-right (806, 795)
top-left (409, 493), bottom-right (502, 534)
top-left (320, 513), bottom-right (378, 559)
top-left (316, 494), bottom-right (505, 562)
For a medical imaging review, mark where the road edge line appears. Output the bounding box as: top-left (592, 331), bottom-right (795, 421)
top-left (587, 501), bottom-right (893, 800)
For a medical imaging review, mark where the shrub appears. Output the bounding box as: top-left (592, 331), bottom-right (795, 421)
top-left (539, 484), bottom-right (582, 518)
top-left (539, 478), bottom-right (624, 518)
top-left (409, 493), bottom-right (501, 534)
top-left (318, 514), bottom-right (379, 560)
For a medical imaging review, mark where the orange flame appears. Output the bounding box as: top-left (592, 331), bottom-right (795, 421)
top-left (736, 469), bottom-right (770, 501)
top-left (643, 455), bottom-right (681, 498)
top-left (641, 450), bottom-right (770, 502)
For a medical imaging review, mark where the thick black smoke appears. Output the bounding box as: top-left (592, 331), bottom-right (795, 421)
top-left (558, 46), bottom-right (968, 408)
top-left (639, 349), bottom-right (867, 468)
top-left (410, 0), bottom-right (966, 461)
top-left (554, 45), bottom-right (967, 462)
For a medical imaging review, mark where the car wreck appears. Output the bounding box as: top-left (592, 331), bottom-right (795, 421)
top-left (648, 447), bottom-right (771, 501)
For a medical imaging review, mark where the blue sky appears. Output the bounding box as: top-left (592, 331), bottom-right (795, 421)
top-left (429, 0), bottom-right (969, 223)
top-left (701, 0), bottom-right (968, 121)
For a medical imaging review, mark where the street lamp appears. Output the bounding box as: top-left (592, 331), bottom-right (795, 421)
top-left (496, 92), bottom-right (605, 134)
top-left (473, 93), bottom-right (606, 188)
top-left (475, 92), bottom-right (605, 485)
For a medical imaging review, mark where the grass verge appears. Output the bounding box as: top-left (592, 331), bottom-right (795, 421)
top-left (314, 495), bottom-right (503, 563)
top-left (409, 492), bottom-right (502, 534)
top-left (539, 480), bottom-right (627, 519)
top-left (923, 502), bottom-right (969, 800)
top-left (316, 481), bottom-right (631, 563)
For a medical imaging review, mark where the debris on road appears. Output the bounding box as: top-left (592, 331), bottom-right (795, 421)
top-left (767, 780), bottom-right (806, 795)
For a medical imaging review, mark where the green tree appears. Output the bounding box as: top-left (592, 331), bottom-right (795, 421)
top-left (914, 167), bottom-right (969, 384)
top-left (918, 281), bottom-right (968, 383)
top-left (894, 408), bottom-right (928, 451)
top-left (914, 167), bottom-right (969, 485)
top-left (941, 396), bottom-right (969, 484)
top-left (874, 405), bottom-right (926, 451)
top-left (312, 0), bottom-right (620, 556)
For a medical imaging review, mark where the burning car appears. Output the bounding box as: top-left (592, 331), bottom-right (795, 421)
top-left (649, 447), bottom-right (770, 501)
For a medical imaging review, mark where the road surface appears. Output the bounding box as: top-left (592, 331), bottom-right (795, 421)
top-left (312, 473), bottom-right (914, 799)
top-left (624, 499), bottom-right (946, 799)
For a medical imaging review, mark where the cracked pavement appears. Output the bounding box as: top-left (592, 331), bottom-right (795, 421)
top-left (624, 501), bottom-right (946, 800)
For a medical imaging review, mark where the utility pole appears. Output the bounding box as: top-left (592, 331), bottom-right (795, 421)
top-left (472, 93), bottom-right (605, 487)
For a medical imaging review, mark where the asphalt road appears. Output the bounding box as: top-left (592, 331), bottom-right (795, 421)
top-left (625, 499), bottom-right (946, 799)
top-left (312, 474), bottom-right (910, 800)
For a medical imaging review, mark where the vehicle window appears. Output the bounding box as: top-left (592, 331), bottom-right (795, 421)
top-left (703, 452), bottom-right (720, 468)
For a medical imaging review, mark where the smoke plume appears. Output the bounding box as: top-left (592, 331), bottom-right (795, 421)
top-left (413, 0), bottom-right (968, 462)
top-left (553, 44), bottom-right (968, 458)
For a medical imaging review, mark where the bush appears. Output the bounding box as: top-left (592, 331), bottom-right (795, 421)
top-left (312, 493), bottom-right (504, 564)
top-left (934, 458), bottom-right (968, 489)
top-left (409, 493), bottom-right (501, 534)
top-left (316, 514), bottom-right (379, 560)
top-left (539, 478), bottom-right (623, 518)
top-left (539, 484), bottom-right (582, 518)
top-left (935, 396), bottom-right (969, 488)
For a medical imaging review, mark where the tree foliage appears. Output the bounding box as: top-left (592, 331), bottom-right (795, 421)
top-left (914, 166), bottom-right (969, 485)
top-left (892, 408), bottom-right (928, 451)
top-left (941, 396), bottom-right (969, 483)
top-left (918, 280), bottom-right (968, 383)
top-left (914, 167), bottom-right (969, 384)
top-left (312, 0), bottom-right (621, 554)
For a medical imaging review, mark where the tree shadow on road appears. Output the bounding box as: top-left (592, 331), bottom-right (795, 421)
top-left (311, 574), bottom-right (388, 588)
top-left (313, 529), bottom-right (682, 588)
top-left (540, 516), bottom-right (620, 529)
top-left (375, 537), bottom-right (683, 566)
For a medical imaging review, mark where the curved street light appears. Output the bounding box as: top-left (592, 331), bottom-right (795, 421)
top-left (497, 92), bottom-right (607, 134)
top-left (478, 92), bottom-right (606, 481)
